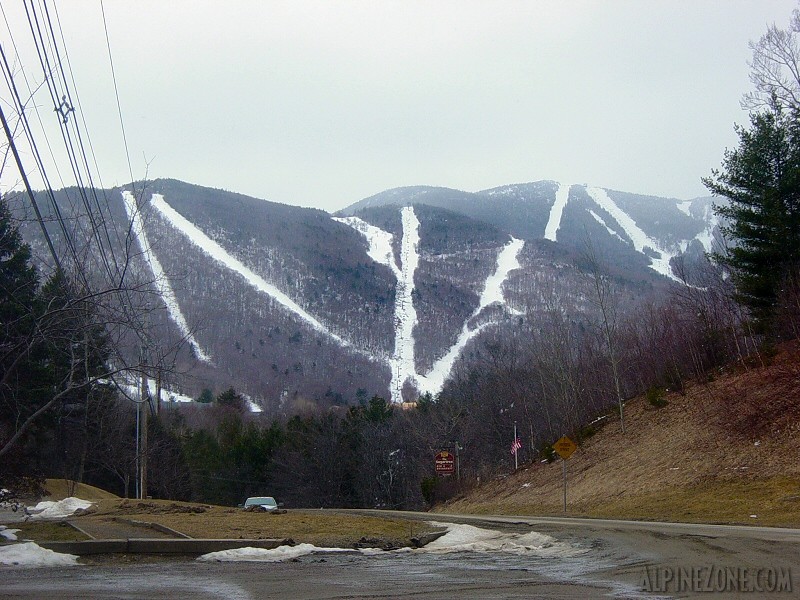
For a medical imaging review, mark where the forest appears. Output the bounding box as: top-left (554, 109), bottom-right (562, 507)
top-left (2, 9), bottom-right (800, 510)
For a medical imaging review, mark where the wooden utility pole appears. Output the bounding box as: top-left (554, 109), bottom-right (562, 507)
top-left (140, 363), bottom-right (148, 499)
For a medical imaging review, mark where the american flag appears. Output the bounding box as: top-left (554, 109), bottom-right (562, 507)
top-left (510, 437), bottom-right (522, 455)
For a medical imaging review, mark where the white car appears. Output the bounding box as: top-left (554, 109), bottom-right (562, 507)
top-left (242, 496), bottom-right (279, 511)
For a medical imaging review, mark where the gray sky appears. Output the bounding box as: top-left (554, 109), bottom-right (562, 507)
top-left (1, 0), bottom-right (798, 212)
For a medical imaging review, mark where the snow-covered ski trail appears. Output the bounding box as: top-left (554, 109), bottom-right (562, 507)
top-left (544, 182), bottom-right (571, 242)
top-left (585, 186), bottom-right (679, 281)
top-left (149, 193), bottom-right (355, 351)
top-left (417, 237), bottom-right (524, 395)
top-left (332, 216), bottom-right (400, 277)
top-left (389, 206), bottom-right (421, 403)
top-left (121, 191), bottom-right (211, 362)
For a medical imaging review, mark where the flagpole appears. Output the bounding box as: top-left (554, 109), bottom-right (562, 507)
top-left (514, 421), bottom-right (518, 471)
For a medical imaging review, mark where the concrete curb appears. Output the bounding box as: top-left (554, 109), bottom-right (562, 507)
top-left (39, 538), bottom-right (292, 555)
top-left (112, 517), bottom-right (192, 539)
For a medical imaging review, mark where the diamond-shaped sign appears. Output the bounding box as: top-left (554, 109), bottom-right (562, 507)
top-left (553, 435), bottom-right (577, 460)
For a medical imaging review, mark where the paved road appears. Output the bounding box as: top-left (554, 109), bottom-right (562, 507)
top-left (3, 511), bottom-right (799, 599)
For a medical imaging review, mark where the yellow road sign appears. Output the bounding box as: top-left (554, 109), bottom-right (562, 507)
top-left (553, 435), bottom-right (577, 460)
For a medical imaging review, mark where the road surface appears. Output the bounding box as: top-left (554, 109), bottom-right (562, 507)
top-left (2, 511), bottom-right (798, 599)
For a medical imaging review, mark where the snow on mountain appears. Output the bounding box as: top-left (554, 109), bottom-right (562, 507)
top-left (588, 209), bottom-right (625, 242)
top-left (544, 182), bottom-right (571, 242)
top-left (121, 191), bottom-right (211, 362)
top-left (585, 186), bottom-right (679, 281)
top-left (391, 206), bottom-right (422, 403)
top-left (417, 237), bottom-right (524, 395)
top-left (332, 216), bottom-right (399, 276)
top-left (149, 193), bottom-right (358, 353)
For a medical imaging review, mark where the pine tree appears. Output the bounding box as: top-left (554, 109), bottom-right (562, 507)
top-left (704, 104), bottom-right (800, 332)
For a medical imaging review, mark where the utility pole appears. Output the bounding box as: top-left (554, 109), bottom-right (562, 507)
top-left (139, 342), bottom-right (148, 499)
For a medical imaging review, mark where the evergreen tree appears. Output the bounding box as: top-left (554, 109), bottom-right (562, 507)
top-left (704, 104), bottom-right (800, 331)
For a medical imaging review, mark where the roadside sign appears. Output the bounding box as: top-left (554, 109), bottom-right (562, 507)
top-left (435, 451), bottom-right (455, 475)
top-left (553, 436), bottom-right (577, 460)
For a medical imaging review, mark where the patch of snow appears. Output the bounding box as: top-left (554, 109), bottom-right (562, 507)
top-left (0, 526), bottom-right (20, 541)
top-left (242, 393), bottom-right (263, 414)
top-left (676, 200), bottom-right (693, 216)
top-left (26, 497), bottom-right (93, 521)
top-left (121, 192), bottom-right (211, 363)
top-left (694, 203), bottom-right (719, 254)
top-left (149, 194), bottom-right (357, 352)
top-left (417, 237), bottom-right (524, 395)
top-left (333, 217), bottom-right (399, 275)
top-left (419, 522), bottom-right (586, 558)
top-left (390, 206), bottom-right (422, 403)
top-left (197, 543), bottom-right (353, 563)
top-left (585, 186), bottom-right (679, 281)
top-left (119, 380), bottom-right (194, 406)
top-left (544, 183), bottom-right (570, 242)
top-left (0, 542), bottom-right (79, 567)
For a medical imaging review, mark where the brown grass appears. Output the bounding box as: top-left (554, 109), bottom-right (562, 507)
top-left (14, 521), bottom-right (90, 542)
top-left (43, 479), bottom-right (120, 502)
top-left (63, 499), bottom-right (431, 547)
top-left (439, 341), bottom-right (800, 527)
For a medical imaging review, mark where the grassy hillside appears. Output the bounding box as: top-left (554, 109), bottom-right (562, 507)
top-left (437, 341), bottom-right (800, 527)
top-left (43, 479), bottom-right (120, 502)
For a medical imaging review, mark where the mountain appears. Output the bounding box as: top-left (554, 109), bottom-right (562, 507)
top-left (10, 178), bottom-right (722, 412)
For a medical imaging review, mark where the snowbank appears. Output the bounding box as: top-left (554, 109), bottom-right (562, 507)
top-left (0, 542), bottom-right (79, 567)
top-left (418, 522), bottom-right (586, 558)
top-left (197, 543), bottom-right (353, 563)
top-left (26, 497), bottom-right (93, 521)
top-left (0, 526), bottom-right (20, 541)
top-left (197, 522), bottom-right (585, 563)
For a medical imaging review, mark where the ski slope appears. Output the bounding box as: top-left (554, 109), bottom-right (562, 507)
top-left (585, 186), bottom-right (679, 281)
top-left (333, 216), bottom-right (400, 276)
top-left (390, 207), bottom-right (421, 403)
top-left (121, 191), bottom-right (211, 362)
top-left (149, 194), bottom-right (354, 350)
top-left (417, 237), bottom-right (524, 395)
top-left (544, 182), bottom-right (571, 242)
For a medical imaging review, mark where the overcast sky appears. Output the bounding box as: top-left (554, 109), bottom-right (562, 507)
top-left (1, 0), bottom-right (798, 212)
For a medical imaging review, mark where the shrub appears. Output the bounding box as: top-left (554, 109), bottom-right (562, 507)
top-left (646, 386), bottom-right (668, 408)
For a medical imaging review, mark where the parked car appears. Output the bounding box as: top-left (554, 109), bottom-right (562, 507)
top-left (241, 496), bottom-right (280, 512)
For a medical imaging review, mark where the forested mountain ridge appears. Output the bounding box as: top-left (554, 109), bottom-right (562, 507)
top-left (10, 178), bottom-right (721, 412)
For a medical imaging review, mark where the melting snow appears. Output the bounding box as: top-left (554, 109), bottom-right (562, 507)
top-left (26, 497), bottom-right (93, 521)
top-left (418, 237), bottom-right (524, 395)
top-left (197, 522), bottom-right (585, 563)
top-left (0, 542), bottom-right (79, 568)
top-left (149, 194), bottom-right (355, 351)
top-left (197, 543), bottom-right (354, 563)
top-left (585, 187), bottom-right (679, 281)
top-left (544, 182), bottom-right (570, 242)
top-left (417, 522), bottom-right (586, 558)
top-left (0, 526), bottom-right (20, 541)
top-left (121, 192), bottom-right (211, 362)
